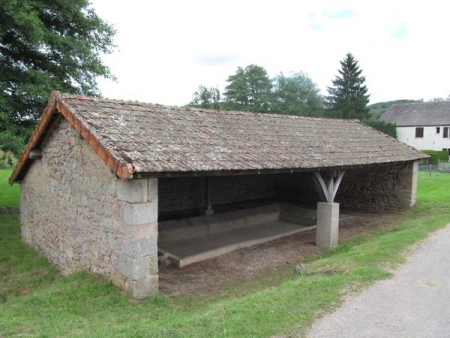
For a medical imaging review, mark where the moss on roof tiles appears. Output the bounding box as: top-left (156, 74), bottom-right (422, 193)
top-left (58, 94), bottom-right (426, 174)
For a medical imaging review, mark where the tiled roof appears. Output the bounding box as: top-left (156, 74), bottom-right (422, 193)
top-left (381, 101), bottom-right (450, 127)
top-left (10, 92), bottom-right (427, 182)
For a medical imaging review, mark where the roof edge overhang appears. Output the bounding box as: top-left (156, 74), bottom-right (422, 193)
top-left (131, 159), bottom-right (424, 179)
top-left (9, 92), bottom-right (59, 185)
top-left (9, 92), bottom-right (134, 185)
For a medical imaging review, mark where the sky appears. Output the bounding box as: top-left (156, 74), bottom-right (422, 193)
top-left (91, 0), bottom-right (450, 106)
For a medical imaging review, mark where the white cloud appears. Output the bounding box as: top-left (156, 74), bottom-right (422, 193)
top-left (92, 0), bottom-right (450, 106)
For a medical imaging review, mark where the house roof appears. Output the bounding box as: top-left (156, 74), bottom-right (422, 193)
top-left (10, 92), bottom-right (427, 183)
top-left (381, 101), bottom-right (450, 127)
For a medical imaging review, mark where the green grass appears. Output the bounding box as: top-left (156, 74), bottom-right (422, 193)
top-left (1, 171), bottom-right (450, 337)
top-left (0, 169), bottom-right (20, 208)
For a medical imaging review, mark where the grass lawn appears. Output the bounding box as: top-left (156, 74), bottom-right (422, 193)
top-left (0, 169), bottom-right (20, 208)
top-left (1, 171), bottom-right (449, 337)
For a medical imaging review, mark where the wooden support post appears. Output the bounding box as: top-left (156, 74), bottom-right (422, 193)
top-left (205, 177), bottom-right (214, 215)
top-left (313, 170), bottom-right (345, 203)
top-left (313, 170), bottom-right (345, 249)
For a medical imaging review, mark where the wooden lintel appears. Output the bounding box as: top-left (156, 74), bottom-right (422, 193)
top-left (29, 149), bottom-right (42, 159)
top-left (130, 162), bottom-right (407, 180)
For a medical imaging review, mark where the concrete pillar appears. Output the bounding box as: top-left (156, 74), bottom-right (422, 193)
top-left (316, 202), bottom-right (339, 249)
top-left (409, 161), bottom-right (419, 207)
top-left (397, 160), bottom-right (419, 209)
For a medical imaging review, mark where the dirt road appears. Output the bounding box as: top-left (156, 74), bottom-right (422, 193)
top-left (308, 224), bottom-right (450, 338)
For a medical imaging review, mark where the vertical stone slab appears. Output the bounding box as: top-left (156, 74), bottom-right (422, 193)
top-left (316, 202), bottom-right (339, 249)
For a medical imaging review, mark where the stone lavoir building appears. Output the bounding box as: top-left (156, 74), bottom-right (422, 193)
top-left (10, 92), bottom-right (427, 299)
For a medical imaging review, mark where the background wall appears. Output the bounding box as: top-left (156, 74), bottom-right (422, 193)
top-left (158, 163), bottom-right (417, 219)
top-left (397, 126), bottom-right (450, 151)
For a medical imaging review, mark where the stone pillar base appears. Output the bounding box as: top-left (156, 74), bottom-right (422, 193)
top-left (124, 275), bottom-right (159, 300)
top-left (316, 202), bottom-right (339, 249)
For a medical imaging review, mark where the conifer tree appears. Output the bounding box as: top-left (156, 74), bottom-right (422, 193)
top-left (326, 53), bottom-right (370, 120)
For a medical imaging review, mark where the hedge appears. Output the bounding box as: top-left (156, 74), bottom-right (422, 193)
top-left (422, 150), bottom-right (449, 164)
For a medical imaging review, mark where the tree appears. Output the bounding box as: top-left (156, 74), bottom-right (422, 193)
top-left (271, 72), bottom-right (324, 116)
top-left (362, 119), bottom-right (397, 139)
top-left (189, 85), bottom-right (221, 109)
top-left (0, 0), bottom-right (116, 154)
top-left (223, 64), bottom-right (272, 112)
top-left (326, 53), bottom-right (370, 120)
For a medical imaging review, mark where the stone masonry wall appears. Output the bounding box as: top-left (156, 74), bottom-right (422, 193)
top-left (158, 163), bottom-right (418, 216)
top-left (336, 162), bottom-right (418, 211)
top-left (273, 164), bottom-right (418, 212)
top-left (158, 177), bottom-right (206, 213)
top-left (210, 175), bottom-right (277, 205)
top-left (274, 172), bottom-right (321, 206)
top-left (158, 175), bottom-right (277, 213)
top-left (20, 118), bottom-right (158, 299)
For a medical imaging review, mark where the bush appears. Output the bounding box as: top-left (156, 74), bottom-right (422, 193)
top-left (0, 150), bottom-right (17, 169)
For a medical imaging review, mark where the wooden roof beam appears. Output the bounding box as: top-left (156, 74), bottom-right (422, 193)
top-left (313, 170), bottom-right (345, 203)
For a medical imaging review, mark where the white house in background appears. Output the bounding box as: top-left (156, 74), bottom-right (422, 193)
top-left (381, 101), bottom-right (450, 153)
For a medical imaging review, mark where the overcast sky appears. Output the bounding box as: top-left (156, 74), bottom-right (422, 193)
top-left (91, 0), bottom-right (450, 106)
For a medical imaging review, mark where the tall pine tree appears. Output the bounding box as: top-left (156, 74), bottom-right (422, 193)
top-left (326, 53), bottom-right (370, 120)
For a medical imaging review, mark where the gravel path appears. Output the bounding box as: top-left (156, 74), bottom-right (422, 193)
top-left (308, 224), bottom-right (450, 338)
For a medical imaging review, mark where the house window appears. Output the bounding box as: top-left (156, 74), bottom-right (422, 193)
top-left (444, 127), bottom-right (449, 138)
top-left (415, 127), bottom-right (424, 138)
top-left (436, 127), bottom-right (441, 133)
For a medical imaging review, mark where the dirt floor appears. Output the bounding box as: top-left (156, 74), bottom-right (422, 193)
top-left (158, 211), bottom-right (397, 296)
